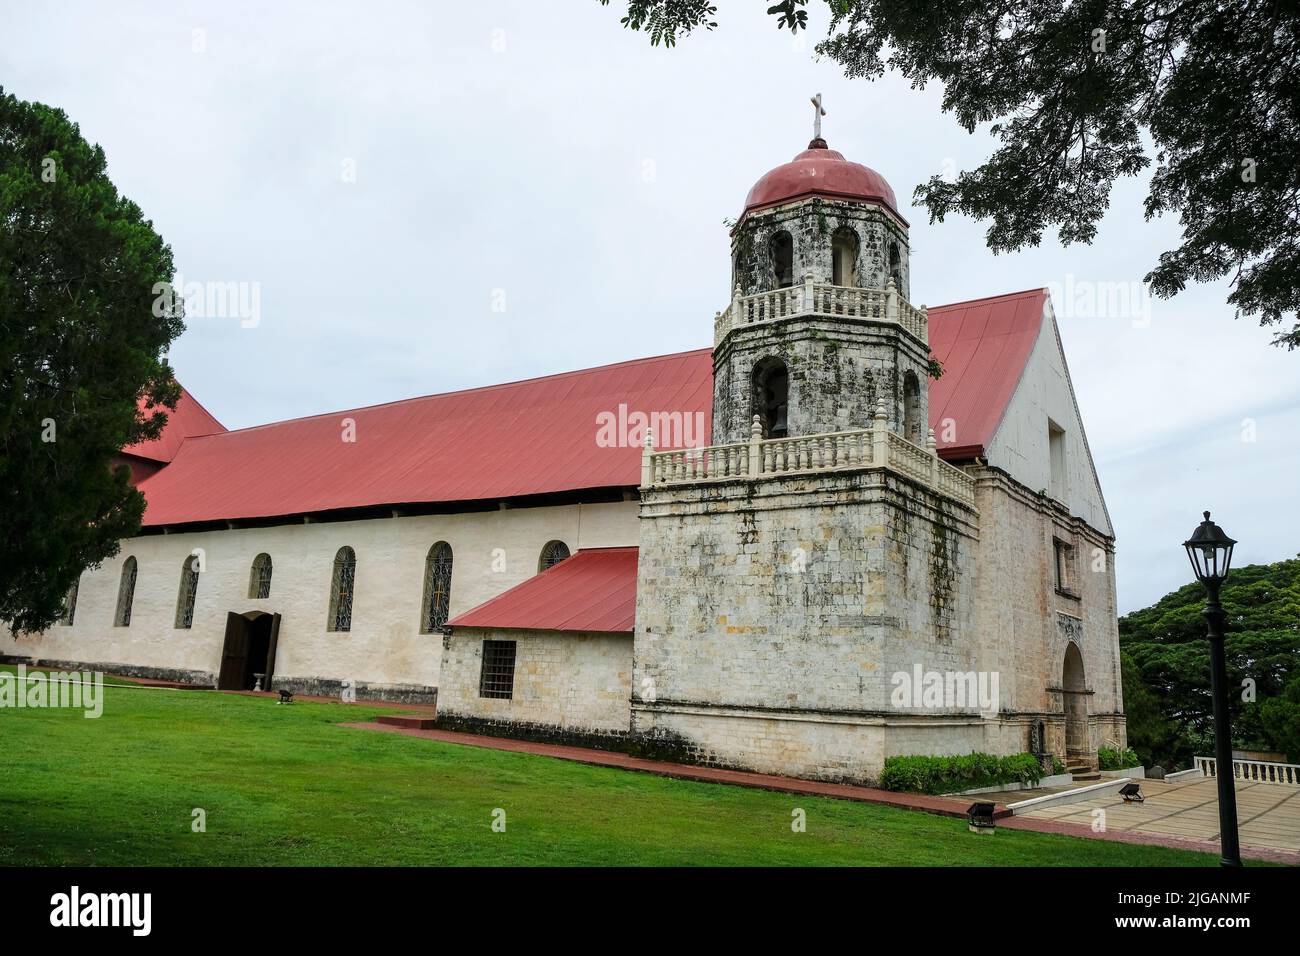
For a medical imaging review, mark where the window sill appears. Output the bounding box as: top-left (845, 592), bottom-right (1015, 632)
top-left (1054, 587), bottom-right (1082, 602)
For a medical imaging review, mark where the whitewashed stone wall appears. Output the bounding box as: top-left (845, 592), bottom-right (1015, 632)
top-left (437, 628), bottom-right (632, 739)
top-left (2, 500), bottom-right (638, 700)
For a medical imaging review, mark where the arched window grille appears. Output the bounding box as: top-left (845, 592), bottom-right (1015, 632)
top-left (538, 540), bottom-right (570, 573)
top-left (60, 578), bottom-right (79, 626)
top-left (327, 546), bottom-right (356, 632)
top-left (249, 553), bottom-right (273, 599)
top-left (115, 557), bottom-right (138, 627)
top-left (175, 553), bottom-right (201, 629)
top-left (421, 542), bottom-right (454, 633)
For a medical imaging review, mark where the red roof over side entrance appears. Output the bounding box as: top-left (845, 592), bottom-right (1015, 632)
top-left (448, 548), bottom-right (639, 634)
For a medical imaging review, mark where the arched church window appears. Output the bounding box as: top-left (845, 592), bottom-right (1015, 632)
top-left (60, 577), bottom-right (79, 626)
top-left (538, 540), bottom-right (570, 573)
top-left (752, 358), bottom-right (789, 439)
top-left (328, 547), bottom-right (356, 632)
top-left (249, 553), bottom-right (273, 600)
top-left (421, 542), bottom-right (454, 633)
top-left (114, 557), bottom-right (138, 627)
top-left (831, 228), bottom-right (859, 287)
top-left (769, 231), bottom-right (794, 289)
top-left (902, 371), bottom-right (922, 445)
top-left (175, 553), bottom-right (201, 629)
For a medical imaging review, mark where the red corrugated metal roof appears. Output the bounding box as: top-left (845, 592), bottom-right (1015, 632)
top-left (927, 288), bottom-right (1045, 461)
top-left (134, 290), bottom-right (1040, 525)
top-left (136, 350), bottom-right (713, 526)
top-left (448, 547), bottom-right (638, 634)
top-left (123, 386), bottom-right (226, 463)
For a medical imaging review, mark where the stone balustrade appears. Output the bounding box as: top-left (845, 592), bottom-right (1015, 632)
top-left (641, 402), bottom-right (976, 509)
top-left (1195, 755), bottom-right (1300, 786)
top-left (714, 276), bottom-right (928, 347)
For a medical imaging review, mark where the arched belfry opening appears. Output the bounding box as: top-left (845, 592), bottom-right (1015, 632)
top-left (753, 358), bottom-right (789, 439)
top-left (831, 227), bottom-right (859, 287)
top-left (889, 240), bottom-right (903, 290)
top-left (1063, 643), bottom-right (1089, 757)
top-left (769, 231), bottom-right (794, 289)
top-left (902, 371), bottom-right (922, 444)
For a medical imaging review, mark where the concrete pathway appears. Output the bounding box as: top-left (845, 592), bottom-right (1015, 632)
top-left (1011, 775), bottom-right (1300, 864)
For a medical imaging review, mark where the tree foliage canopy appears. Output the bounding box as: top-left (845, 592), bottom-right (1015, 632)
top-left (0, 88), bottom-right (183, 634)
top-left (603, 0), bottom-right (1300, 348)
top-left (1120, 558), bottom-right (1300, 765)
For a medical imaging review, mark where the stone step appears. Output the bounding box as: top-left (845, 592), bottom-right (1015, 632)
top-left (375, 714), bottom-right (437, 730)
top-left (1071, 772), bottom-right (1102, 782)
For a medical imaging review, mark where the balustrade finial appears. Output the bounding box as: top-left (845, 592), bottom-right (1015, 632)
top-left (873, 399), bottom-right (888, 424)
top-left (750, 415), bottom-right (763, 441)
top-left (644, 428), bottom-right (655, 451)
top-left (926, 427), bottom-right (938, 455)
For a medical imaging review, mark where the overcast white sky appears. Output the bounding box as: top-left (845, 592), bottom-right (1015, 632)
top-left (4, 0), bottom-right (1297, 612)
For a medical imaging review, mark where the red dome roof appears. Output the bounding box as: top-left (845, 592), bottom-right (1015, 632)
top-left (743, 140), bottom-right (905, 224)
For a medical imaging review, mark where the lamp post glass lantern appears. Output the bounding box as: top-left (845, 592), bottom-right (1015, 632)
top-left (1182, 511), bottom-right (1241, 867)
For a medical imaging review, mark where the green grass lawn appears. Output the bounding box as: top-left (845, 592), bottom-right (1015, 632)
top-left (0, 667), bottom-right (1218, 866)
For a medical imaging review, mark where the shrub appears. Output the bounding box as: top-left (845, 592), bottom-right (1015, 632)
top-left (879, 751), bottom-right (1044, 795)
top-left (1097, 746), bottom-right (1141, 771)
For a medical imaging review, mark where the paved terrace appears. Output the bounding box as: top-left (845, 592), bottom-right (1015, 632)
top-left (1012, 774), bottom-right (1300, 858)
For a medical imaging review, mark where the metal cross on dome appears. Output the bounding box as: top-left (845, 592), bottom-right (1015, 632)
top-left (810, 92), bottom-right (826, 140)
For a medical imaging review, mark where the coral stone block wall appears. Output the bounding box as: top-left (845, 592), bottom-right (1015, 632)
top-left (732, 199), bottom-right (910, 301)
top-left (711, 317), bottom-right (932, 446)
top-left (968, 468), bottom-right (1125, 757)
top-left (632, 469), bottom-right (979, 783)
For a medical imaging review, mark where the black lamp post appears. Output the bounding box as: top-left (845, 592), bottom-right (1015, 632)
top-left (1182, 511), bottom-right (1242, 867)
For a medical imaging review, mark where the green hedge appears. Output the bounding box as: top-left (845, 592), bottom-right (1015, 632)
top-left (1097, 746), bottom-right (1141, 771)
top-left (879, 752), bottom-right (1043, 795)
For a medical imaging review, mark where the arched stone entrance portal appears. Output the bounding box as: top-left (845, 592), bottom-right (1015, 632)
top-left (217, 610), bottom-right (281, 691)
top-left (1062, 642), bottom-right (1089, 757)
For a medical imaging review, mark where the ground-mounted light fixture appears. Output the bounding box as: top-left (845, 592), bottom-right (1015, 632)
top-left (1182, 510), bottom-right (1242, 867)
top-left (967, 802), bottom-right (997, 834)
top-left (1119, 782), bottom-right (1144, 803)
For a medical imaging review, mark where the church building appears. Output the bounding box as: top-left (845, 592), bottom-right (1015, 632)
top-left (4, 125), bottom-right (1125, 784)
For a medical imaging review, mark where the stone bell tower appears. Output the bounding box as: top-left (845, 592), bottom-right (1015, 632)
top-left (633, 101), bottom-right (981, 785)
top-left (712, 101), bottom-right (931, 448)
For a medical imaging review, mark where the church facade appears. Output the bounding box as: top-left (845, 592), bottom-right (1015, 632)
top-left (4, 134), bottom-right (1125, 784)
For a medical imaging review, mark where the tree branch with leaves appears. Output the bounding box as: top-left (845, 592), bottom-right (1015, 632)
top-left (601, 0), bottom-right (1300, 348)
